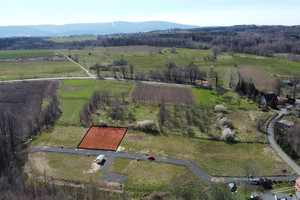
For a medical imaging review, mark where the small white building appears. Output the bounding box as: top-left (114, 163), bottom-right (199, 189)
top-left (95, 154), bottom-right (106, 163)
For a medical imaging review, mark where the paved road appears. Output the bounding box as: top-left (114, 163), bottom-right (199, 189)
top-left (29, 146), bottom-right (298, 185)
top-left (267, 107), bottom-right (300, 175)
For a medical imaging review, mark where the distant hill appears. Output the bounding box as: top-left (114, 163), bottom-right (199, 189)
top-left (0, 21), bottom-right (199, 37)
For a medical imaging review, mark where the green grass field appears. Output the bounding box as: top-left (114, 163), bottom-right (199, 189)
top-left (0, 50), bottom-right (56, 58)
top-left (28, 152), bottom-right (104, 183)
top-left (0, 61), bottom-right (87, 80)
top-left (62, 46), bottom-right (300, 88)
top-left (30, 125), bottom-right (87, 148)
top-left (191, 87), bottom-right (258, 110)
top-left (121, 130), bottom-right (292, 177)
top-left (58, 79), bottom-right (134, 125)
top-left (108, 158), bottom-right (205, 197)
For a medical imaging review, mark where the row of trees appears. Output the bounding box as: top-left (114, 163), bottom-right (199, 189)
top-left (92, 59), bottom-right (206, 85)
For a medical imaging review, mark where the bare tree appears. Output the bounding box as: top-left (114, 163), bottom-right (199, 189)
top-left (171, 46), bottom-right (176, 53)
top-left (290, 74), bottom-right (300, 98)
top-left (129, 62), bottom-right (135, 79)
top-left (273, 78), bottom-right (284, 96)
top-left (209, 65), bottom-right (219, 88)
top-left (186, 62), bottom-right (200, 85)
top-left (158, 99), bottom-right (167, 132)
top-left (111, 66), bottom-right (118, 78)
top-left (119, 65), bottom-right (128, 79)
top-left (240, 160), bottom-right (261, 180)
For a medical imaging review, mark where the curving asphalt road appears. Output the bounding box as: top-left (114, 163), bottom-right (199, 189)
top-left (267, 107), bottom-right (300, 175)
top-left (29, 146), bottom-right (298, 185)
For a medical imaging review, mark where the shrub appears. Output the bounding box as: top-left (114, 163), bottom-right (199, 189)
top-left (215, 105), bottom-right (227, 112)
top-left (187, 128), bottom-right (196, 137)
top-left (222, 127), bottom-right (235, 142)
top-left (137, 120), bottom-right (157, 132)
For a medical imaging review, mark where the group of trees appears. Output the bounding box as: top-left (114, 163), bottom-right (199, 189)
top-left (2, 25), bottom-right (300, 58)
top-left (275, 121), bottom-right (300, 162)
top-left (235, 79), bottom-right (260, 100)
top-left (79, 91), bottom-right (110, 125)
top-left (157, 101), bottom-right (213, 135)
top-left (79, 91), bottom-right (135, 125)
top-left (0, 95), bottom-right (62, 199)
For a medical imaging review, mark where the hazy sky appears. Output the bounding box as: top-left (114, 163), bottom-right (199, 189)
top-left (1, 0), bottom-right (299, 26)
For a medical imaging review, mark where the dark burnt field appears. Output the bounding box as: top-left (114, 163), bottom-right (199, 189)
top-left (0, 81), bottom-right (59, 132)
top-left (132, 83), bottom-right (197, 106)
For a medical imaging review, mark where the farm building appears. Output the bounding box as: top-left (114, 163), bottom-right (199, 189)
top-left (276, 119), bottom-right (295, 130)
top-left (296, 177), bottom-right (300, 200)
top-left (95, 154), bottom-right (106, 163)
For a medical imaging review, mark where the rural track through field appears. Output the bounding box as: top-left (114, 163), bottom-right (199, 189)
top-left (267, 106), bottom-right (300, 175)
top-left (58, 52), bottom-right (96, 78)
top-left (29, 146), bottom-right (298, 185)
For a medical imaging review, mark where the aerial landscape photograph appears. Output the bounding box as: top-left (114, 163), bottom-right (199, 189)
top-left (1, 0), bottom-right (300, 199)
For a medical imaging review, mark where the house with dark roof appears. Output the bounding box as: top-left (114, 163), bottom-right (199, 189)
top-left (260, 93), bottom-right (278, 107)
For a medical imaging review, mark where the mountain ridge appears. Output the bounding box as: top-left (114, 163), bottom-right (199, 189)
top-left (0, 21), bottom-right (199, 37)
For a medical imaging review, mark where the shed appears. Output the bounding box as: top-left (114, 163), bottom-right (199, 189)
top-left (283, 80), bottom-right (293, 86)
top-left (276, 120), bottom-right (294, 129)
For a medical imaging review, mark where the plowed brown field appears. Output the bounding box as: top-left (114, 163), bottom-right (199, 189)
top-left (132, 83), bottom-right (197, 106)
top-left (238, 66), bottom-right (275, 91)
top-left (77, 126), bottom-right (127, 151)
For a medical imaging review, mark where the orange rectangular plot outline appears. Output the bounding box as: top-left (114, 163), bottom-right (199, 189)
top-left (77, 126), bottom-right (128, 151)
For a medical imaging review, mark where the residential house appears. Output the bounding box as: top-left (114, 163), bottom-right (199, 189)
top-left (259, 193), bottom-right (294, 200)
top-left (260, 93), bottom-right (278, 107)
top-left (296, 177), bottom-right (300, 200)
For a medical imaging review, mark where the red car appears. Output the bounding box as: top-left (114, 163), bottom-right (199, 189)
top-left (147, 155), bottom-right (155, 160)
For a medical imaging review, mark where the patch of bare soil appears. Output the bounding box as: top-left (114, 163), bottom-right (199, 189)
top-left (116, 146), bottom-right (125, 152)
top-left (124, 133), bottom-right (145, 141)
top-left (27, 152), bottom-right (54, 176)
top-left (82, 162), bottom-right (101, 174)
